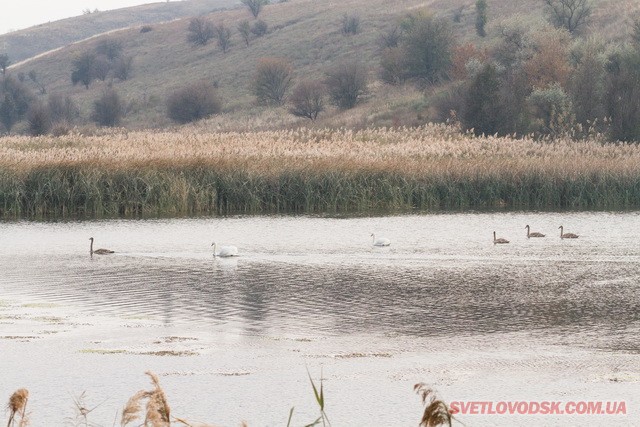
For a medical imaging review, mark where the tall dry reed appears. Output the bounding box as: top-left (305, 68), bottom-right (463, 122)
top-left (1, 124), bottom-right (639, 218)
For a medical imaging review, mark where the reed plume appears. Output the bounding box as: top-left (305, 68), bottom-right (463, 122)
top-left (6, 389), bottom-right (29, 427)
top-left (414, 383), bottom-right (452, 427)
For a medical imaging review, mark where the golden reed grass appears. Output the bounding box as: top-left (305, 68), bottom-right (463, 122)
top-left (6, 388), bottom-right (29, 427)
top-left (1, 124), bottom-right (639, 218)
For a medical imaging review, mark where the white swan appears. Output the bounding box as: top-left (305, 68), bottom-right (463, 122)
top-left (525, 225), bottom-right (545, 238)
top-left (493, 231), bottom-right (509, 244)
top-left (212, 242), bottom-right (239, 257)
top-left (89, 237), bottom-right (114, 255)
top-left (371, 233), bottom-right (391, 246)
top-left (559, 226), bottom-right (579, 239)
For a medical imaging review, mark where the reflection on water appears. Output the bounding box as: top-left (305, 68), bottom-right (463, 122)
top-left (1, 212), bottom-right (640, 351)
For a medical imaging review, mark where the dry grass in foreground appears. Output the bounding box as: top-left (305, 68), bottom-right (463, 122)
top-left (1, 124), bottom-right (640, 218)
top-left (5, 372), bottom-right (453, 426)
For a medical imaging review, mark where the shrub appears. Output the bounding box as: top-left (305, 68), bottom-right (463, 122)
top-left (48, 94), bottom-right (79, 125)
top-left (167, 82), bottom-right (222, 124)
top-left (187, 17), bottom-right (214, 46)
top-left (527, 83), bottom-right (574, 136)
top-left (251, 20), bottom-right (268, 37)
top-left (289, 80), bottom-right (325, 120)
top-left (253, 58), bottom-right (293, 106)
top-left (71, 51), bottom-right (96, 89)
top-left (214, 22), bottom-right (232, 53)
top-left (27, 102), bottom-right (52, 136)
top-left (325, 60), bottom-right (368, 109)
top-left (140, 25), bottom-right (153, 33)
top-left (341, 14), bottom-right (360, 35)
top-left (238, 20), bottom-right (252, 46)
top-left (92, 89), bottom-right (124, 127)
top-left (379, 47), bottom-right (407, 85)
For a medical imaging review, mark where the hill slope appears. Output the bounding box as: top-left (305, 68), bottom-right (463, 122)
top-left (5, 0), bottom-right (640, 132)
top-left (1, 0), bottom-right (239, 63)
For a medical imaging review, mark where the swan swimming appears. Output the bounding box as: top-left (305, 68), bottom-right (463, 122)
top-left (559, 226), bottom-right (579, 239)
top-left (525, 225), bottom-right (545, 238)
top-left (493, 231), bottom-right (509, 244)
top-left (371, 233), bottom-right (391, 246)
top-left (212, 242), bottom-right (239, 257)
top-left (89, 237), bottom-right (114, 255)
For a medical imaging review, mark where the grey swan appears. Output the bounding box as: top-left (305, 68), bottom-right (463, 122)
top-left (525, 225), bottom-right (545, 238)
top-left (89, 237), bottom-right (114, 255)
top-left (493, 231), bottom-right (509, 244)
top-left (559, 226), bottom-right (579, 239)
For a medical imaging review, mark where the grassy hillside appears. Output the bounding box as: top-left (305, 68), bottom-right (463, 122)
top-left (5, 0), bottom-right (640, 133)
top-left (0, 0), bottom-right (239, 63)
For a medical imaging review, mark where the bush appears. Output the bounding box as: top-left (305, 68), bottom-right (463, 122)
top-left (289, 80), bottom-right (325, 120)
top-left (253, 58), bottom-right (293, 106)
top-left (187, 17), bottom-right (214, 46)
top-left (167, 82), bottom-right (222, 124)
top-left (27, 102), bottom-right (52, 136)
top-left (214, 22), bottom-right (232, 53)
top-left (379, 47), bottom-right (407, 85)
top-left (92, 89), bottom-right (124, 127)
top-left (251, 20), bottom-right (268, 37)
top-left (341, 14), bottom-right (360, 35)
top-left (48, 94), bottom-right (79, 125)
top-left (325, 60), bottom-right (368, 109)
top-left (140, 25), bottom-right (153, 33)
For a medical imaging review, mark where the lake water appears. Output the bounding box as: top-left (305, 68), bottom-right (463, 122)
top-left (1, 212), bottom-right (639, 426)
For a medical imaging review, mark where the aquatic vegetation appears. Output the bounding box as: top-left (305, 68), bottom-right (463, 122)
top-left (1, 124), bottom-right (640, 218)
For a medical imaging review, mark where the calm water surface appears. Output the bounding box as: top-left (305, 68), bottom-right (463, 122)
top-left (1, 212), bottom-right (639, 425)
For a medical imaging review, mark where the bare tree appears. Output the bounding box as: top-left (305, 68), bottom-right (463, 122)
top-left (238, 20), bottom-right (252, 46)
top-left (544, 0), bottom-right (592, 34)
top-left (241, 0), bottom-right (269, 19)
top-left (289, 80), bottom-right (325, 120)
top-left (253, 57), bottom-right (293, 106)
top-left (187, 17), bottom-right (215, 46)
top-left (214, 22), bottom-right (232, 53)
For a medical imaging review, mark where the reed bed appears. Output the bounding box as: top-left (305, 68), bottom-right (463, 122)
top-left (1, 124), bottom-right (640, 218)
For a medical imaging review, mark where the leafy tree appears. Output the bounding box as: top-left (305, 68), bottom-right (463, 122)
top-left (289, 80), bottom-right (325, 120)
top-left (568, 41), bottom-right (606, 127)
top-left (521, 27), bottom-right (572, 89)
top-left (187, 17), bottom-right (215, 46)
top-left (71, 51), bottom-right (96, 89)
top-left (214, 22), bottom-right (232, 53)
top-left (527, 83), bottom-right (574, 136)
top-left (544, 0), bottom-right (591, 34)
top-left (92, 89), bottom-right (124, 127)
top-left (167, 81), bottom-right (222, 124)
top-left (462, 63), bottom-right (502, 135)
top-left (241, 0), bottom-right (269, 18)
top-left (95, 39), bottom-right (123, 61)
top-left (253, 58), bottom-right (293, 106)
top-left (475, 0), bottom-right (488, 37)
top-left (379, 47), bottom-right (407, 85)
top-left (0, 76), bottom-right (34, 133)
top-left (605, 48), bottom-right (640, 141)
top-left (325, 60), bottom-right (368, 109)
top-left (238, 20), bottom-right (252, 46)
top-left (400, 13), bottom-right (455, 85)
top-left (0, 54), bottom-right (9, 76)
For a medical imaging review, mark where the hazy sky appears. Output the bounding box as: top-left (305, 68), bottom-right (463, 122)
top-left (1, 1), bottom-right (159, 34)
